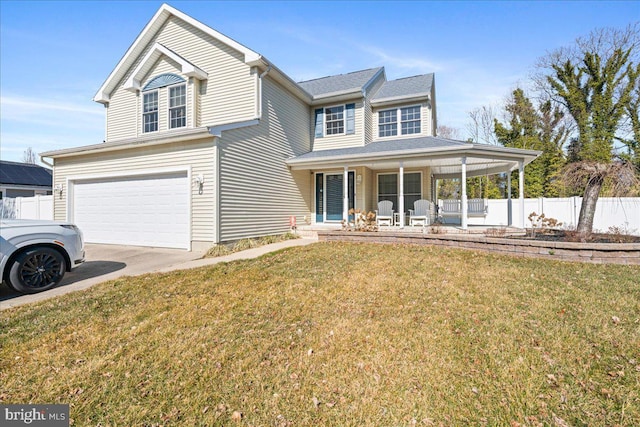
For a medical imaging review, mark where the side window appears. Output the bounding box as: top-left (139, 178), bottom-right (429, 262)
top-left (169, 84), bottom-right (186, 129)
top-left (143, 91), bottom-right (158, 133)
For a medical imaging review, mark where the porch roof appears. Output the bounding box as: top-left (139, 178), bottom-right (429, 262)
top-left (286, 136), bottom-right (541, 178)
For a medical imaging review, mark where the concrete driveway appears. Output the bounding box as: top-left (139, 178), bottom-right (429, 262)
top-left (0, 243), bottom-right (205, 310)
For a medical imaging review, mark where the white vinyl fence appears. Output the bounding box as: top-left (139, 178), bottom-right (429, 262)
top-left (0, 195), bottom-right (54, 220)
top-left (1, 195), bottom-right (639, 235)
top-left (464, 197), bottom-right (640, 235)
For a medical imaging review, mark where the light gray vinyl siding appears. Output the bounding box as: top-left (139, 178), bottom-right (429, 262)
top-left (364, 76), bottom-right (385, 145)
top-left (218, 76), bottom-right (311, 242)
top-left (52, 138), bottom-right (216, 244)
top-left (311, 100), bottom-right (364, 151)
top-left (105, 16), bottom-right (256, 142)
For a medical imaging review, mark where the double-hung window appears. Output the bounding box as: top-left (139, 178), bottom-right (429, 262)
top-left (378, 109), bottom-right (397, 137)
top-left (169, 84), bottom-right (186, 129)
top-left (377, 172), bottom-right (422, 212)
top-left (401, 106), bottom-right (421, 134)
top-left (378, 105), bottom-right (422, 137)
top-left (142, 91), bottom-right (158, 133)
top-left (325, 106), bottom-right (345, 135)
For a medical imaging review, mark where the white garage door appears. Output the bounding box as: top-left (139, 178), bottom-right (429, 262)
top-left (72, 172), bottom-right (190, 249)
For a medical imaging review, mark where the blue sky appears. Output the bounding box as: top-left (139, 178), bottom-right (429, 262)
top-left (1, 1), bottom-right (637, 164)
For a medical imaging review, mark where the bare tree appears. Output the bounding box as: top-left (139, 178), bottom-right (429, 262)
top-left (22, 147), bottom-right (37, 164)
top-left (437, 125), bottom-right (461, 139)
top-left (467, 105), bottom-right (498, 144)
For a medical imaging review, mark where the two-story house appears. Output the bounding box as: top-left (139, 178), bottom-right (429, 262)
top-left (41, 3), bottom-right (539, 250)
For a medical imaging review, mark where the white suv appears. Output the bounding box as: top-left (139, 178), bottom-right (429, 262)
top-left (1, 220), bottom-right (85, 294)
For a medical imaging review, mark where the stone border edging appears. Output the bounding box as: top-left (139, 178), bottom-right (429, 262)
top-left (317, 231), bottom-right (640, 265)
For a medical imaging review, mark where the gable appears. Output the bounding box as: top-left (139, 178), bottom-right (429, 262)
top-left (124, 43), bottom-right (207, 92)
top-left (94, 3), bottom-right (260, 103)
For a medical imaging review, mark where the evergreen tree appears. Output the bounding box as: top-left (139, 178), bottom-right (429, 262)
top-left (538, 24), bottom-right (639, 237)
top-left (494, 89), bottom-right (568, 198)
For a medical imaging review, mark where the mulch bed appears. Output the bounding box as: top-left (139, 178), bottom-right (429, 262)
top-left (514, 230), bottom-right (640, 244)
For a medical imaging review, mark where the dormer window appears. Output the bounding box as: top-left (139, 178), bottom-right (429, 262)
top-left (143, 91), bottom-right (158, 133)
top-left (379, 110), bottom-right (397, 137)
top-left (141, 73), bottom-right (187, 134)
top-left (378, 105), bottom-right (422, 137)
top-left (401, 106), bottom-right (421, 134)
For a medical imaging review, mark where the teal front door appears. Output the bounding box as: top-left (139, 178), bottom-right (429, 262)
top-left (316, 172), bottom-right (355, 222)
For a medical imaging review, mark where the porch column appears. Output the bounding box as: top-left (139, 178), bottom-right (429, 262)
top-left (519, 161), bottom-right (525, 228)
top-left (461, 157), bottom-right (468, 230)
top-left (399, 161), bottom-right (405, 228)
top-left (343, 166), bottom-right (349, 223)
top-left (507, 172), bottom-right (512, 226)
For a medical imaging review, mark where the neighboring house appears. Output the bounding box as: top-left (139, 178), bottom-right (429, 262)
top-left (41, 3), bottom-right (539, 250)
top-left (0, 160), bottom-right (52, 199)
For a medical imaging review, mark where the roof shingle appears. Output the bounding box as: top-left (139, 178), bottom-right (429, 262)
top-left (298, 67), bottom-right (384, 98)
top-left (0, 161), bottom-right (53, 187)
top-left (371, 74), bottom-right (434, 102)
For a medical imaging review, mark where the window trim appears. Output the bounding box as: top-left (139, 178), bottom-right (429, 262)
top-left (168, 83), bottom-right (187, 130)
top-left (324, 104), bottom-right (345, 136)
top-left (376, 171), bottom-right (423, 212)
top-left (377, 104), bottom-right (423, 138)
top-left (142, 90), bottom-right (159, 134)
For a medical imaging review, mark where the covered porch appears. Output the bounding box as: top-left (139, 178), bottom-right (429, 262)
top-left (286, 137), bottom-right (540, 230)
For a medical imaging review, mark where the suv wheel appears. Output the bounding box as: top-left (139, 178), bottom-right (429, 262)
top-left (8, 247), bottom-right (65, 294)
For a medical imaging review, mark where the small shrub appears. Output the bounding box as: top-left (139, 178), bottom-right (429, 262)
top-left (485, 227), bottom-right (507, 237)
top-left (204, 233), bottom-right (300, 258)
top-left (342, 209), bottom-right (378, 232)
top-left (204, 244), bottom-right (232, 258)
top-left (528, 212), bottom-right (562, 238)
top-left (427, 223), bottom-right (444, 234)
top-left (606, 224), bottom-right (638, 243)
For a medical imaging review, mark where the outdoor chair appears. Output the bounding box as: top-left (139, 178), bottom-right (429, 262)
top-left (375, 200), bottom-right (394, 226)
top-left (409, 199), bottom-right (435, 226)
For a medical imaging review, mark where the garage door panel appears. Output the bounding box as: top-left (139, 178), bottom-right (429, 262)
top-left (72, 172), bottom-right (189, 249)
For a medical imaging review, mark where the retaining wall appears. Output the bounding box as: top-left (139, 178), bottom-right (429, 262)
top-left (317, 231), bottom-right (640, 265)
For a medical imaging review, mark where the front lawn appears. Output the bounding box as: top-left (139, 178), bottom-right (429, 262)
top-left (1, 242), bottom-right (639, 426)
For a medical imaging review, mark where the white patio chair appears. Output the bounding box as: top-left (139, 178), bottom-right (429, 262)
top-left (409, 199), bottom-right (434, 226)
top-left (375, 200), bottom-right (394, 226)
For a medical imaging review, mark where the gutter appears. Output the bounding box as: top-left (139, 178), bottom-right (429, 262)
top-left (40, 156), bottom-right (54, 168)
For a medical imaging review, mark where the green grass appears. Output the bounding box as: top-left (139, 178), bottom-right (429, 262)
top-left (1, 242), bottom-right (639, 426)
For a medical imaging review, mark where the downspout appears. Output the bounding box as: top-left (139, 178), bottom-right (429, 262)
top-left (255, 65), bottom-right (272, 119)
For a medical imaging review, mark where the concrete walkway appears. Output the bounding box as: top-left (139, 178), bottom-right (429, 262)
top-left (1, 238), bottom-right (318, 310)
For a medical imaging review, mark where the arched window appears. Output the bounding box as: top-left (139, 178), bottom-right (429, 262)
top-left (142, 74), bottom-right (187, 133)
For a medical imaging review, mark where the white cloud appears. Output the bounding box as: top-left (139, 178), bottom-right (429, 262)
top-left (1, 95), bottom-right (102, 116)
top-left (0, 95), bottom-right (104, 162)
top-left (352, 43), bottom-right (446, 75)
